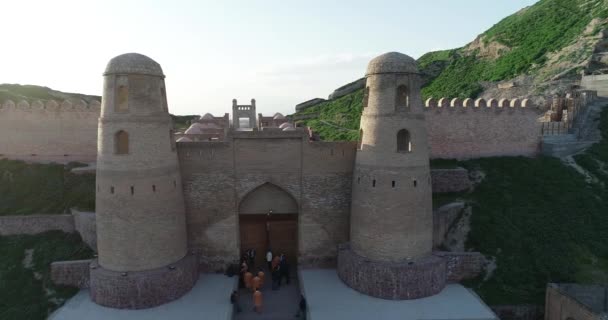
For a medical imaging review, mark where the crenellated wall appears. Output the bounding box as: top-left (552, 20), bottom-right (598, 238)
top-left (0, 99), bottom-right (100, 163)
top-left (424, 97), bottom-right (544, 159)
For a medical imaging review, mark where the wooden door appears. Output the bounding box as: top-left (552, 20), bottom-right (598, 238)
top-left (268, 214), bottom-right (298, 267)
top-left (239, 216), bottom-right (267, 270)
top-left (239, 214), bottom-right (298, 270)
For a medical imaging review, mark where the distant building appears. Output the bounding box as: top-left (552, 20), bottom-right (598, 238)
top-left (545, 283), bottom-right (608, 320)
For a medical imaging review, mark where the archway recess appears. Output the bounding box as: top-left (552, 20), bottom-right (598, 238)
top-left (238, 183), bottom-right (298, 270)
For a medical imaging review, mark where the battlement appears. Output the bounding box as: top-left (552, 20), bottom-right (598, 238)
top-left (425, 97), bottom-right (534, 110)
top-left (0, 99), bottom-right (101, 112)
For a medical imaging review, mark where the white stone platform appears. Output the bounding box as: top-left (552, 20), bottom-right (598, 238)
top-left (49, 273), bottom-right (237, 320)
top-left (299, 269), bottom-right (498, 320)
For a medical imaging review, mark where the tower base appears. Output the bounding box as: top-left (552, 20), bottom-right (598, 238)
top-left (337, 243), bottom-right (446, 300)
top-left (89, 254), bottom-right (199, 309)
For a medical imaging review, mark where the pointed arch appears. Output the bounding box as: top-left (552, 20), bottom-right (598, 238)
top-left (362, 86), bottom-right (370, 108)
top-left (395, 85), bottom-right (409, 110)
top-left (397, 129), bottom-right (411, 153)
top-left (115, 130), bottom-right (129, 154)
top-left (239, 183), bottom-right (298, 215)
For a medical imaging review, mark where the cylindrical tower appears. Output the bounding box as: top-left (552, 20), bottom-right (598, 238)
top-left (338, 52), bottom-right (446, 300)
top-left (90, 53), bottom-right (198, 309)
top-left (351, 52), bottom-right (432, 261)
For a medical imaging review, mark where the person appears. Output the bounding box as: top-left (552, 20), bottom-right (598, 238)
top-left (244, 271), bottom-right (253, 290)
top-left (294, 295), bottom-right (307, 318)
top-left (230, 290), bottom-right (241, 314)
top-left (253, 289), bottom-right (263, 314)
top-left (257, 270), bottom-right (265, 287)
top-left (271, 263), bottom-right (281, 290)
top-left (247, 248), bottom-right (256, 271)
top-left (239, 259), bottom-right (248, 288)
top-left (266, 248), bottom-right (273, 271)
top-left (252, 275), bottom-right (261, 292)
top-left (272, 255), bottom-right (280, 270)
top-left (279, 254), bottom-right (290, 285)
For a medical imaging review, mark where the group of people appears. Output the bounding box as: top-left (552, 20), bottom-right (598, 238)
top-left (231, 248), bottom-right (298, 316)
top-left (267, 248), bottom-right (290, 290)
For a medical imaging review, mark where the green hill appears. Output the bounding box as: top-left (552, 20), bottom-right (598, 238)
top-left (0, 84), bottom-right (100, 104)
top-left (295, 0), bottom-right (608, 141)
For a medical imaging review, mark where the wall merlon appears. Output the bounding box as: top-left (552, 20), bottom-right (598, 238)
top-left (424, 97), bottom-right (537, 111)
top-left (0, 99), bottom-right (101, 112)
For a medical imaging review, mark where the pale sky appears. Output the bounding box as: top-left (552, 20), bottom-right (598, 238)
top-left (1, 0), bottom-right (538, 116)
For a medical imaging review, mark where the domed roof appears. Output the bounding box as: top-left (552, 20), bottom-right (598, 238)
top-left (184, 125), bottom-right (203, 135)
top-left (273, 113), bottom-right (285, 120)
top-left (279, 122), bottom-right (293, 129)
top-left (104, 53), bottom-right (164, 77)
top-left (201, 113), bottom-right (214, 120)
top-left (199, 122), bottom-right (220, 129)
top-left (366, 52), bottom-right (418, 76)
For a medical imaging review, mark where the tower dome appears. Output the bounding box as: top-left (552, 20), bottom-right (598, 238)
top-left (201, 113), bottom-right (215, 120)
top-left (104, 53), bottom-right (164, 77)
top-left (366, 52), bottom-right (418, 76)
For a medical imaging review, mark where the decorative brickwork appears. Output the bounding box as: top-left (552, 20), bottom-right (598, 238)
top-left (337, 244), bottom-right (447, 300)
top-left (433, 251), bottom-right (484, 282)
top-left (51, 259), bottom-right (92, 288)
top-left (89, 254), bottom-right (198, 309)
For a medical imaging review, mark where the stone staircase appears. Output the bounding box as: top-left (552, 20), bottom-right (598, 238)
top-left (542, 98), bottom-right (607, 157)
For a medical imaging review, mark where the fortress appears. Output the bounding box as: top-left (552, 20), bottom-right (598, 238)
top-left (0, 52), bottom-right (601, 313)
top-left (51, 52), bottom-right (486, 309)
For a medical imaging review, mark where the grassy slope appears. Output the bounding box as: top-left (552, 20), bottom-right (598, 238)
top-left (437, 107), bottom-right (608, 305)
top-left (0, 231), bottom-right (94, 320)
top-left (296, 89), bottom-right (363, 141)
top-left (0, 160), bottom-right (95, 215)
top-left (0, 84), bottom-right (100, 103)
top-left (422, 0), bottom-right (608, 99)
top-left (295, 0), bottom-right (608, 141)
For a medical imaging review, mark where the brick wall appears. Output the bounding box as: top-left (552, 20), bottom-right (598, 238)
top-left (0, 99), bottom-right (99, 163)
top-left (425, 104), bottom-right (543, 160)
top-left (433, 251), bottom-right (484, 282)
top-left (50, 259), bottom-right (92, 288)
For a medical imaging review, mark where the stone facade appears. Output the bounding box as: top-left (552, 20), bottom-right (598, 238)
top-left (178, 131), bottom-right (355, 271)
top-left (337, 243), bottom-right (447, 300)
top-left (89, 254), bottom-right (198, 309)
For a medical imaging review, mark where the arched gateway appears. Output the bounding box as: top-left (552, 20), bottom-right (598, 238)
top-left (238, 183), bottom-right (298, 269)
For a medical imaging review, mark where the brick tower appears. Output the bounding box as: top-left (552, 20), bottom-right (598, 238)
top-left (90, 53), bottom-right (198, 309)
top-left (338, 52), bottom-right (446, 299)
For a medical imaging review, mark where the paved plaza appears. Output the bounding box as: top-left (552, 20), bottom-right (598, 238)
top-left (49, 274), bottom-right (236, 320)
top-left (299, 269), bottom-right (498, 320)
